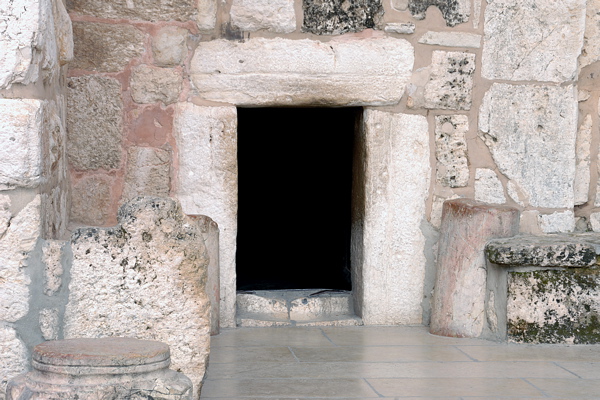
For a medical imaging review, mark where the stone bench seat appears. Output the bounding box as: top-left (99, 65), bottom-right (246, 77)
top-left (485, 234), bottom-right (600, 344)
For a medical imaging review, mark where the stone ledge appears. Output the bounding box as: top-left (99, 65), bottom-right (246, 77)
top-left (486, 234), bottom-right (598, 267)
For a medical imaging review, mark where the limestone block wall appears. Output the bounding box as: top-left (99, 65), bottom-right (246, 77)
top-left (61, 0), bottom-right (600, 330)
top-left (0, 0), bottom-right (72, 396)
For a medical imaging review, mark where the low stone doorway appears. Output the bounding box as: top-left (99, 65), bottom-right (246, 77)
top-left (236, 107), bottom-right (359, 291)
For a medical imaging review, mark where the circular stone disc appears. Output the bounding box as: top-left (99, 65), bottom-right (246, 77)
top-left (32, 337), bottom-right (170, 367)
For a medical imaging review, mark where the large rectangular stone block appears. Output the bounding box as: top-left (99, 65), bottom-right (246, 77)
top-left (353, 110), bottom-right (430, 325)
top-left (190, 37), bottom-right (414, 106)
top-left (0, 99), bottom-right (43, 189)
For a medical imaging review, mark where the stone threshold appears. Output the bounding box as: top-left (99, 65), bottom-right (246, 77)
top-left (236, 289), bottom-right (363, 327)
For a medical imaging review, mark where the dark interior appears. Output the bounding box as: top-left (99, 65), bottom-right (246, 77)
top-left (236, 107), bottom-right (360, 291)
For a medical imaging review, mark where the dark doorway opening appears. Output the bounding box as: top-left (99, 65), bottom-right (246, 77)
top-left (236, 107), bottom-right (360, 291)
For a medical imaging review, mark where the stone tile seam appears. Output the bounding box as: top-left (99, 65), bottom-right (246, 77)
top-left (363, 377), bottom-right (385, 398)
top-left (552, 361), bottom-right (584, 379)
top-left (520, 377), bottom-right (553, 398)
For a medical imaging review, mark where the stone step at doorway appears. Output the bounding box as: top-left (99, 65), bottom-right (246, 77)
top-left (236, 289), bottom-right (363, 327)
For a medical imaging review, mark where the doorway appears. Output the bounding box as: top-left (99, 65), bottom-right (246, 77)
top-left (236, 107), bottom-right (360, 291)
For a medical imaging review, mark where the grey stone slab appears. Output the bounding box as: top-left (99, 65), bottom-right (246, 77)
top-left (486, 235), bottom-right (597, 267)
top-left (302, 0), bottom-right (384, 35)
top-left (424, 51), bottom-right (475, 110)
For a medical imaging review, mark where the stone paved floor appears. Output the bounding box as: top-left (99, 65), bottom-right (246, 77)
top-left (200, 325), bottom-right (600, 399)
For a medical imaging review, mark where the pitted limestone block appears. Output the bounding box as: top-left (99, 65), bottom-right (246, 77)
top-left (302, 0), bottom-right (383, 35)
top-left (474, 168), bottom-right (506, 205)
top-left (482, 0), bottom-right (585, 82)
top-left (67, 75), bottom-right (123, 171)
top-left (39, 308), bottom-right (59, 341)
top-left (434, 115), bottom-right (469, 188)
top-left (0, 99), bottom-right (43, 190)
top-left (231, 0), bottom-right (296, 33)
top-left (408, 0), bottom-right (470, 27)
top-left (479, 84), bottom-right (577, 209)
top-left (190, 37), bottom-right (414, 106)
top-left (6, 338), bottom-right (192, 399)
top-left (430, 199), bottom-right (519, 338)
top-left (64, 197), bottom-right (210, 397)
top-left (424, 51), bottom-right (475, 110)
top-left (42, 240), bottom-right (65, 296)
top-left (152, 26), bottom-right (189, 67)
top-left (0, 324), bottom-right (28, 397)
top-left (486, 235), bottom-right (597, 267)
top-left (71, 22), bottom-right (145, 73)
top-left (130, 65), bottom-right (183, 105)
top-left (538, 211), bottom-right (576, 234)
top-left (508, 269), bottom-right (600, 344)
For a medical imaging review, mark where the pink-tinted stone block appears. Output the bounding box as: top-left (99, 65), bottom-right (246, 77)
top-left (430, 199), bottom-right (519, 338)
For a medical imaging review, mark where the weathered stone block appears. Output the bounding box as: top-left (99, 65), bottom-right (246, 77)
top-left (0, 99), bottom-right (43, 189)
top-left (152, 26), bottom-right (189, 67)
top-left (122, 147), bottom-right (171, 204)
top-left (474, 168), bottom-right (506, 205)
top-left (69, 0), bottom-right (201, 23)
top-left (302, 0), bottom-right (383, 35)
top-left (508, 269), bottom-right (600, 343)
top-left (42, 240), bottom-right (65, 296)
top-left (354, 110), bottom-right (430, 325)
top-left (538, 210), bottom-right (575, 234)
top-left (479, 84), bottom-right (577, 208)
top-left (130, 65), bottom-right (183, 105)
top-left (290, 293), bottom-right (354, 321)
top-left (430, 199), bottom-right (519, 338)
top-left (64, 197), bottom-right (210, 397)
top-left (580, 0), bottom-right (600, 72)
top-left (129, 105), bottom-right (173, 147)
top-left (70, 175), bottom-right (113, 226)
top-left (424, 51), bottom-right (475, 110)
top-left (0, 324), bottom-right (28, 397)
top-left (486, 235), bottom-right (597, 267)
top-left (0, 196), bottom-right (41, 324)
top-left (384, 22), bottom-right (415, 34)
top-left (434, 115), bottom-right (469, 188)
top-left (190, 37), bottom-right (414, 106)
top-left (482, 0), bottom-right (585, 82)
top-left (39, 308), bottom-right (59, 340)
top-left (175, 103), bottom-right (238, 328)
top-left (67, 75), bottom-right (123, 171)
top-left (575, 114), bottom-right (592, 205)
top-left (237, 293), bottom-right (289, 320)
top-left (408, 0), bottom-right (470, 26)
top-left (231, 0), bottom-right (296, 33)
top-left (70, 22), bottom-right (145, 73)
top-left (418, 31), bottom-right (481, 48)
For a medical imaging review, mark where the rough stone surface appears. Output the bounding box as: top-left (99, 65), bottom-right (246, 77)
top-left (575, 114), bottom-right (592, 205)
top-left (508, 268), bottom-right (600, 344)
top-left (190, 37), bottom-right (414, 106)
top-left (430, 199), bottom-right (519, 338)
top-left (237, 293), bottom-right (289, 320)
top-left (474, 168), bottom-right (506, 205)
top-left (482, 0), bottom-right (585, 82)
top-left (434, 115), bottom-right (469, 188)
top-left (175, 104), bottom-right (237, 329)
top-left (67, 75), bottom-right (123, 171)
top-left (70, 22), bottom-right (145, 73)
top-left (538, 211), bottom-right (576, 234)
top-left (0, 196), bottom-right (41, 323)
top-left (479, 84), bottom-right (577, 208)
top-left (354, 110), bottom-right (430, 325)
top-left (39, 308), bottom-right (59, 340)
top-left (7, 338), bottom-right (193, 399)
top-left (579, 0), bottom-right (600, 72)
top-left (408, 0), bottom-right (470, 26)
top-left (152, 26), bottom-right (188, 67)
top-left (122, 147), bottom-right (171, 205)
top-left (130, 65), bottom-right (183, 105)
top-left (64, 197), bottom-right (210, 397)
top-left (42, 240), bottom-right (64, 296)
top-left (0, 99), bottom-right (43, 189)
top-left (429, 194), bottom-right (461, 229)
top-left (231, 0), bottom-right (296, 33)
top-left (418, 31), bottom-right (481, 48)
top-left (384, 22), bottom-right (415, 34)
top-left (0, 324), bottom-right (28, 397)
top-left (197, 0), bottom-right (218, 30)
top-left (302, 0), bottom-right (383, 35)
top-left (591, 213), bottom-right (600, 232)
top-left (70, 175), bottom-right (112, 226)
top-left (424, 51), bottom-right (475, 110)
top-left (68, 0), bottom-right (201, 22)
top-left (290, 294), bottom-right (354, 321)
top-left (486, 235), bottom-right (597, 267)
